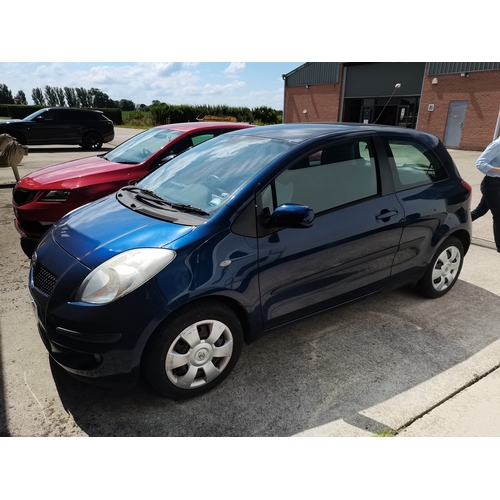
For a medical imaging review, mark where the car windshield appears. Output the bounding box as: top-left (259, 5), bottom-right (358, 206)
top-left (103, 128), bottom-right (184, 164)
top-left (136, 133), bottom-right (294, 215)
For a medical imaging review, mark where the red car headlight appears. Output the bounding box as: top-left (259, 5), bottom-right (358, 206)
top-left (39, 190), bottom-right (71, 202)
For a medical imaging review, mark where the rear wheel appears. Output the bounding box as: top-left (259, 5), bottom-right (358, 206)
top-left (416, 236), bottom-right (464, 298)
top-left (143, 300), bottom-right (243, 399)
top-left (81, 131), bottom-right (103, 150)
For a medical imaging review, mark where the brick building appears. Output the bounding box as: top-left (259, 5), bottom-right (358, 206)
top-left (282, 62), bottom-right (500, 150)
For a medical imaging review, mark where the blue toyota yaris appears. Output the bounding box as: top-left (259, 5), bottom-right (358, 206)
top-left (29, 124), bottom-right (472, 399)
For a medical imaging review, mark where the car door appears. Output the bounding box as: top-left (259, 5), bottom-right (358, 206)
top-left (57, 110), bottom-right (85, 143)
top-left (25, 109), bottom-right (66, 144)
top-left (256, 135), bottom-right (405, 329)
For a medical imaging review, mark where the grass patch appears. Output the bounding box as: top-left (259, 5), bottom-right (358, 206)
top-left (375, 430), bottom-right (396, 437)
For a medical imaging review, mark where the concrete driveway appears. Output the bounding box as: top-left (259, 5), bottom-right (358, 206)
top-left (0, 131), bottom-right (499, 437)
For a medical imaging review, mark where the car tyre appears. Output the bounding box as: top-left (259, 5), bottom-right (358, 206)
top-left (81, 131), bottom-right (103, 150)
top-left (20, 238), bottom-right (38, 258)
top-left (143, 300), bottom-right (243, 399)
top-left (415, 236), bottom-right (464, 299)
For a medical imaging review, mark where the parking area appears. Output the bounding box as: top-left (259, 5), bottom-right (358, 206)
top-left (0, 132), bottom-right (499, 437)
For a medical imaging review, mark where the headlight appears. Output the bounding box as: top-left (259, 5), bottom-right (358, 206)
top-left (40, 190), bottom-right (71, 202)
top-left (75, 248), bottom-right (176, 304)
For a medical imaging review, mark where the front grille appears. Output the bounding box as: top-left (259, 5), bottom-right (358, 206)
top-left (13, 188), bottom-right (40, 206)
top-left (33, 265), bottom-right (58, 295)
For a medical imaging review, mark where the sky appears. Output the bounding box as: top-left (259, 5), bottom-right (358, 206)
top-left (0, 62), bottom-right (303, 110)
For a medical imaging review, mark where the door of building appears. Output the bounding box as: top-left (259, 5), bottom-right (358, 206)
top-left (397, 105), bottom-right (409, 127)
top-left (443, 101), bottom-right (468, 148)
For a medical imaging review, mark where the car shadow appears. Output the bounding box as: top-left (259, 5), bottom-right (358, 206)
top-left (50, 280), bottom-right (500, 437)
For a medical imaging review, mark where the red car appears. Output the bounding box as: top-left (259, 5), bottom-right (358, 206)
top-left (12, 122), bottom-right (254, 252)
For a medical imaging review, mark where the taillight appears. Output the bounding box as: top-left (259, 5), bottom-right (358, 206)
top-left (462, 180), bottom-right (472, 209)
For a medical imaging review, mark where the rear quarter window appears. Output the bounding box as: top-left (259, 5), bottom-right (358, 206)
top-left (386, 139), bottom-right (449, 191)
top-left (191, 133), bottom-right (215, 146)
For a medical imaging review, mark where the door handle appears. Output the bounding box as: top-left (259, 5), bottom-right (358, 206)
top-left (376, 209), bottom-right (398, 222)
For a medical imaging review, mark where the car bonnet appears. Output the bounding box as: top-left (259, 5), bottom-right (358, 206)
top-left (49, 195), bottom-right (195, 268)
top-left (19, 156), bottom-right (130, 190)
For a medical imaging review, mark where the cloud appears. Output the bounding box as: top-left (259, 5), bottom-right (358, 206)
top-left (224, 63), bottom-right (246, 77)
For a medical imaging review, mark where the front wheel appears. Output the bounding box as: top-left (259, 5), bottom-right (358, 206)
top-left (142, 300), bottom-right (243, 399)
top-left (81, 131), bottom-right (103, 150)
top-left (415, 236), bottom-right (464, 298)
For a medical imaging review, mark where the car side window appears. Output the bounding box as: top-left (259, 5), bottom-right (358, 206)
top-left (39, 110), bottom-right (57, 121)
top-left (167, 133), bottom-right (216, 155)
top-left (386, 139), bottom-right (449, 189)
top-left (262, 138), bottom-right (378, 215)
top-left (191, 133), bottom-right (216, 146)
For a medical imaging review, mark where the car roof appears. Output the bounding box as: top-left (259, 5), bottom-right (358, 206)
top-left (228, 123), bottom-right (438, 144)
top-left (41, 107), bottom-right (104, 114)
top-left (154, 122), bottom-right (254, 132)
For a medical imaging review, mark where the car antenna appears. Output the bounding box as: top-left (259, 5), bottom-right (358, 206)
top-left (373, 83), bottom-right (401, 124)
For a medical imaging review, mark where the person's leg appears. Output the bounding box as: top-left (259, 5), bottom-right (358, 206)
top-left (481, 177), bottom-right (500, 250)
top-left (471, 194), bottom-right (489, 221)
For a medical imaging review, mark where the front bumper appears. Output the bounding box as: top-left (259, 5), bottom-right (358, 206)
top-left (29, 236), bottom-right (167, 384)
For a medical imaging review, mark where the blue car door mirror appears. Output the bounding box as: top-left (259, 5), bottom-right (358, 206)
top-left (268, 204), bottom-right (314, 228)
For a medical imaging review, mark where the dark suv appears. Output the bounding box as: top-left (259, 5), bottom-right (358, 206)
top-left (0, 107), bottom-right (115, 150)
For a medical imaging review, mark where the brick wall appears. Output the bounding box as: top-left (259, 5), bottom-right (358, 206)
top-left (284, 81), bottom-right (342, 123)
top-left (283, 64), bottom-right (500, 150)
top-left (418, 69), bottom-right (500, 150)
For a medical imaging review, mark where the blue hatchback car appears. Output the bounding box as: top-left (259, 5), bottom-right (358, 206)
top-left (29, 124), bottom-right (472, 399)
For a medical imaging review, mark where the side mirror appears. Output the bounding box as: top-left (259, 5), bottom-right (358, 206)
top-left (268, 204), bottom-right (314, 228)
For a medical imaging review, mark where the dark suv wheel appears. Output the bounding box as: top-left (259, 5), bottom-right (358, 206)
top-left (81, 131), bottom-right (103, 150)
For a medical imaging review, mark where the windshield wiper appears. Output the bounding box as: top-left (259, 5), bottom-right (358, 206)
top-left (166, 202), bottom-right (210, 216)
top-left (120, 186), bottom-right (210, 215)
top-left (122, 186), bottom-right (161, 198)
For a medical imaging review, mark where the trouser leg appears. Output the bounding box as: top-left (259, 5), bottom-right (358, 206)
top-left (481, 177), bottom-right (500, 250)
top-left (471, 195), bottom-right (489, 221)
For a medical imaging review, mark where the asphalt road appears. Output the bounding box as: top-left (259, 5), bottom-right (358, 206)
top-left (0, 130), bottom-right (499, 437)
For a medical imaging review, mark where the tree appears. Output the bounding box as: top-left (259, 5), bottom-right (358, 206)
top-left (54, 87), bottom-right (66, 107)
top-left (89, 88), bottom-right (115, 108)
top-left (64, 87), bottom-right (79, 107)
top-left (44, 86), bottom-right (58, 106)
top-left (75, 87), bottom-right (92, 108)
top-left (252, 105), bottom-right (280, 125)
top-left (119, 99), bottom-right (136, 111)
top-left (0, 83), bottom-right (14, 104)
top-left (31, 87), bottom-right (45, 106)
top-left (15, 90), bottom-right (28, 105)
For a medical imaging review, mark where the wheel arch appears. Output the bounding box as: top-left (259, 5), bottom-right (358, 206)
top-left (5, 130), bottom-right (26, 144)
top-left (142, 295), bottom-right (255, 355)
top-left (449, 229), bottom-right (471, 255)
